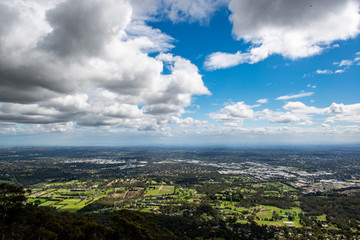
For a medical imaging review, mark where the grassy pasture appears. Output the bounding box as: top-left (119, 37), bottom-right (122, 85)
top-left (0, 179), bottom-right (12, 184)
top-left (254, 205), bottom-right (303, 227)
top-left (317, 214), bottom-right (327, 221)
top-left (40, 200), bottom-right (59, 207)
top-left (145, 185), bottom-right (175, 196)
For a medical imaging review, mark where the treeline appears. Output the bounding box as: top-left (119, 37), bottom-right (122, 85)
top-left (202, 185), bottom-right (296, 209)
top-left (300, 194), bottom-right (360, 231)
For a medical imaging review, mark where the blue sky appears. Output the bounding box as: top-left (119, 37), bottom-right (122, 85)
top-left (0, 0), bottom-right (360, 146)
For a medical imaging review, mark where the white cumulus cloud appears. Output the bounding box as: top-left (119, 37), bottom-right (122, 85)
top-left (257, 98), bottom-right (268, 104)
top-left (316, 69), bottom-right (333, 74)
top-left (205, 0), bottom-right (360, 70)
top-left (0, 0), bottom-right (210, 132)
top-left (335, 69), bottom-right (345, 74)
top-left (268, 113), bottom-right (300, 124)
top-left (209, 102), bottom-right (254, 121)
top-left (334, 59), bottom-right (353, 66)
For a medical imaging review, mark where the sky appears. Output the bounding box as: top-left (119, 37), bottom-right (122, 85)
top-left (0, 0), bottom-right (360, 146)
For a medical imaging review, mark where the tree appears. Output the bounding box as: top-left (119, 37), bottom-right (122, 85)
top-left (0, 183), bottom-right (28, 225)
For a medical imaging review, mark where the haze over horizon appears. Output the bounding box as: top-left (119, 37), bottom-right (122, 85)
top-left (1, 0), bottom-right (360, 146)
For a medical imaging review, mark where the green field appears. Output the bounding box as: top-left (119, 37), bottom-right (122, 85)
top-left (56, 199), bottom-right (82, 212)
top-left (254, 205), bottom-right (303, 227)
top-left (145, 185), bottom-right (175, 196)
top-left (40, 200), bottom-right (59, 207)
top-left (0, 179), bottom-right (12, 184)
top-left (317, 214), bottom-right (327, 221)
top-left (28, 198), bottom-right (47, 203)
